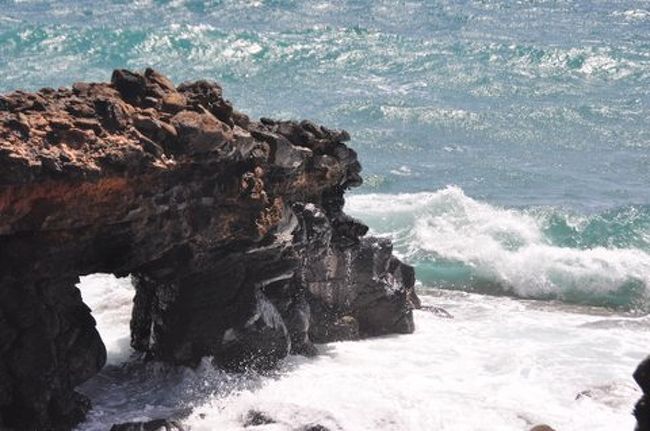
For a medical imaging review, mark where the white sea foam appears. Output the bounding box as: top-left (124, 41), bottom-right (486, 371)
top-left (184, 293), bottom-right (648, 430)
top-left (347, 186), bottom-right (650, 305)
top-left (613, 9), bottom-right (650, 20)
top-left (73, 189), bottom-right (650, 430)
top-left (380, 105), bottom-right (483, 127)
top-left (389, 165), bottom-right (412, 176)
top-left (76, 280), bottom-right (649, 431)
top-left (78, 273), bottom-right (135, 365)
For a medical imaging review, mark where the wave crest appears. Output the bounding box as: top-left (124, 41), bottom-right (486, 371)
top-left (347, 186), bottom-right (650, 309)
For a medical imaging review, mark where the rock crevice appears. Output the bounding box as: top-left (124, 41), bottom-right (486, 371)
top-left (0, 69), bottom-right (418, 430)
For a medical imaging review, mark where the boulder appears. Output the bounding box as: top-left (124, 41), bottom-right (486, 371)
top-left (170, 109), bottom-right (233, 154)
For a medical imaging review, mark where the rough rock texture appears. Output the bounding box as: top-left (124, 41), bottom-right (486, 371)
top-left (0, 69), bottom-right (419, 430)
top-left (635, 356), bottom-right (650, 431)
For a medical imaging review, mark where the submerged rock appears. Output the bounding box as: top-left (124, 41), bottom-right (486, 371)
top-left (0, 69), bottom-right (418, 429)
top-left (243, 410), bottom-right (276, 427)
top-left (240, 404), bottom-right (342, 431)
top-left (110, 419), bottom-right (184, 431)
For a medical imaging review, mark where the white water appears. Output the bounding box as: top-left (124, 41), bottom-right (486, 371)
top-left (77, 274), bottom-right (649, 431)
top-left (347, 186), bottom-right (650, 307)
top-left (78, 274), bottom-right (135, 365)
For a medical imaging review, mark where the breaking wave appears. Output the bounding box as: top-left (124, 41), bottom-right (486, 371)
top-left (347, 186), bottom-right (650, 309)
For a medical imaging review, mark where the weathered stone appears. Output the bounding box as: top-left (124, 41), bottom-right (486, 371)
top-left (325, 316), bottom-right (360, 341)
top-left (0, 69), bottom-right (418, 430)
top-left (144, 68), bottom-right (177, 93)
top-left (177, 80), bottom-right (234, 126)
top-left (161, 92), bottom-right (187, 114)
top-left (170, 110), bottom-right (233, 154)
top-left (111, 69), bottom-right (146, 101)
top-left (219, 289), bottom-right (291, 370)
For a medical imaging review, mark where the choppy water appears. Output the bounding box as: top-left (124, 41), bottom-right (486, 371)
top-left (2, 0), bottom-right (649, 307)
top-left (3, 0), bottom-right (650, 429)
top-left (1, 0), bottom-right (649, 206)
top-left (348, 187), bottom-right (650, 310)
top-left (78, 274), bottom-right (650, 431)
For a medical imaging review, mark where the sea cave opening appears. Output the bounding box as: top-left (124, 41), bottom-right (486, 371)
top-left (77, 273), bottom-right (136, 367)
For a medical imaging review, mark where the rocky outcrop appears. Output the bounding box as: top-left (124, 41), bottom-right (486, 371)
top-left (634, 357), bottom-right (650, 431)
top-left (0, 69), bottom-right (418, 430)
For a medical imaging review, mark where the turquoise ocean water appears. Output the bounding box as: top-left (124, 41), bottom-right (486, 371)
top-left (2, 0), bottom-right (650, 308)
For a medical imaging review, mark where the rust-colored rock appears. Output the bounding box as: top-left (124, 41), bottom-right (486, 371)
top-left (0, 69), bottom-right (418, 430)
top-left (170, 109), bottom-right (233, 154)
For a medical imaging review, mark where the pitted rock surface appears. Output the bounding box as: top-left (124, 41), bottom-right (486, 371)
top-left (0, 69), bottom-right (418, 430)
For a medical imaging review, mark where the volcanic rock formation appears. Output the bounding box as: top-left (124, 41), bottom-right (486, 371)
top-left (0, 69), bottom-right (419, 430)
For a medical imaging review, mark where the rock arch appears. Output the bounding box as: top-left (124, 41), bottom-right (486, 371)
top-left (0, 69), bottom-right (418, 430)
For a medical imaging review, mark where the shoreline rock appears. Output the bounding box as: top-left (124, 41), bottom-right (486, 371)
top-left (635, 356), bottom-right (650, 431)
top-left (0, 69), bottom-right (418, 430)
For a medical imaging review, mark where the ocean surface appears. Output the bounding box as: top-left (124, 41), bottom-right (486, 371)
top-left (2, 0), bottom-right (649, 429)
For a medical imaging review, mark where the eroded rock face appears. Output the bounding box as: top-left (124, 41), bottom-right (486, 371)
top-left (0, 69), bottom-right (418, 430)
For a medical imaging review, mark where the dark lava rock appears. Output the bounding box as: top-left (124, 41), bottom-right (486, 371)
top-left (300, 426), bottom-right (331, 431)
top-left (243, 409), bottom-right (277, 427)
top-left (636, 357), bottom-right (650, 394)
top-left (635, 356), bottom-right (650, 431)
top-left (0, 69), bottom-right (418, 430)
top-left (170, 109), bottom-right (233, 154)
top-left (241, 406), bottom-right (340, 431)
top-left (110, 419), bottom-right (184, 431)
top-left (219, 289), bottom-right (291, 370)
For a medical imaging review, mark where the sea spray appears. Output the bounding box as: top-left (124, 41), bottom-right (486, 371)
top-left (78, 274), bottom-right (135, 365)
top-left (347, 186), bottom-right (650, 309)
top-left (77, 277), bottom-right (650, 431)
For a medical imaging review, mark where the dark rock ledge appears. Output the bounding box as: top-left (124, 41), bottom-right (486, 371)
top-left (0, 69), bottom-right (419, 430)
